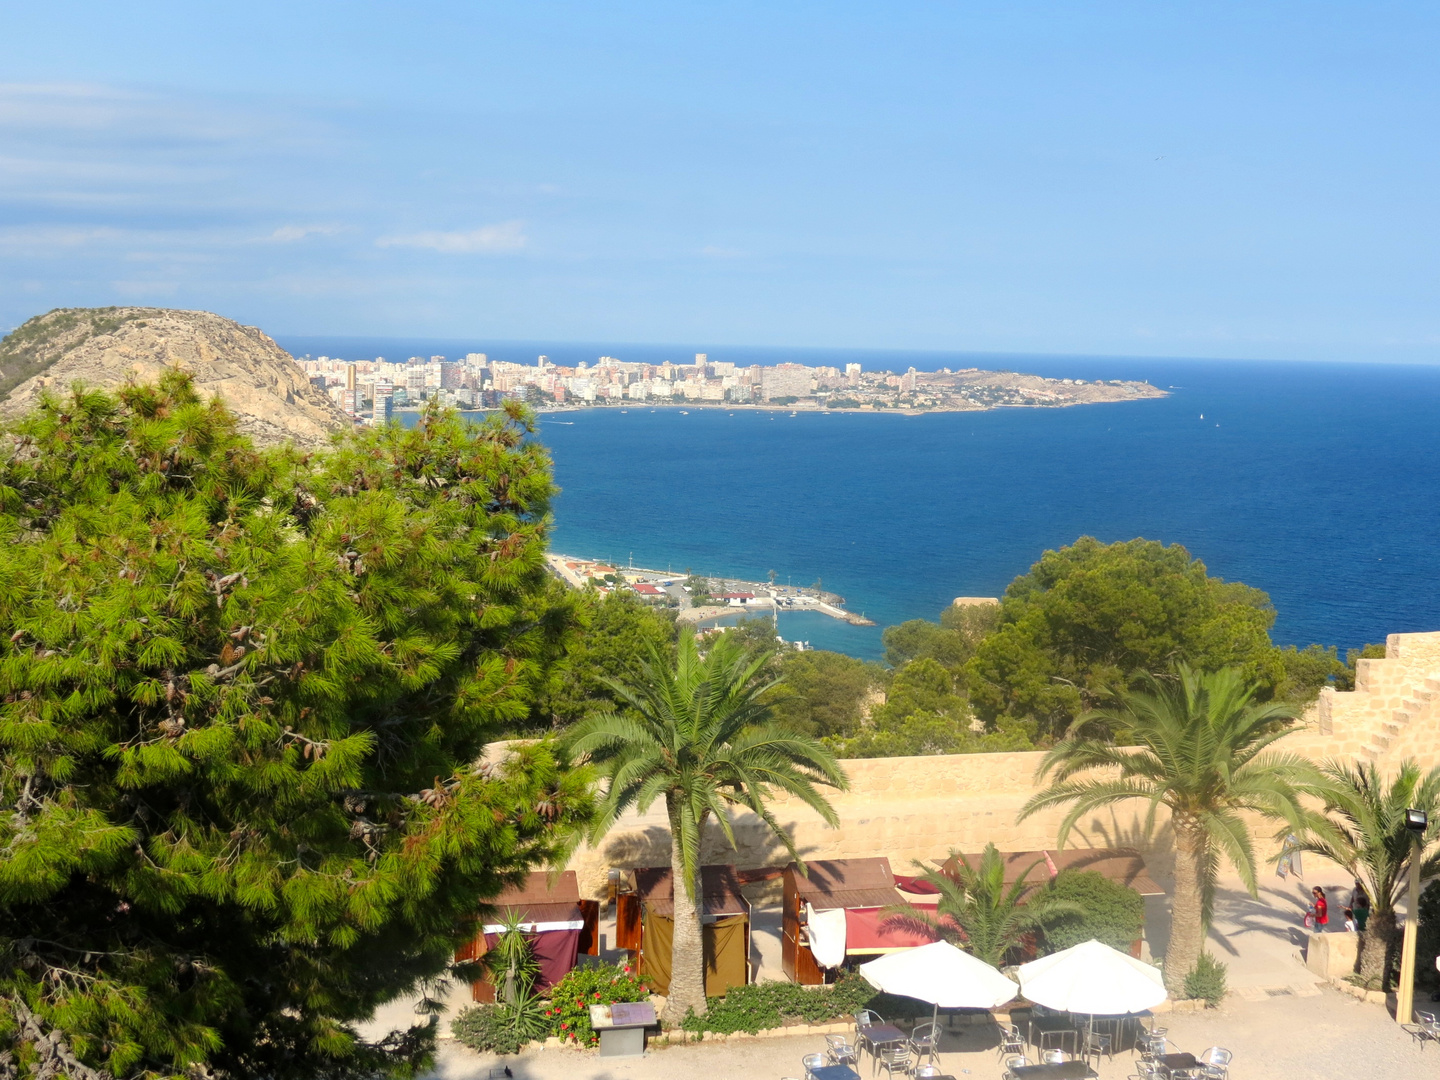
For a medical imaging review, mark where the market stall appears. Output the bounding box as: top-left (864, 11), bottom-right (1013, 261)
top-left (455, 871), bottom-right (600, 1002)
top-left (781, 857), bottom-right (942, 985)
top-left (615, 865), bottom-right (751, 997)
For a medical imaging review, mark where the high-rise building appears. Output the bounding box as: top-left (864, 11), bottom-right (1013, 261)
top-left (761, 363), bottom-right (812, 401)
top-left (368, 395), bottom-right (395, 426)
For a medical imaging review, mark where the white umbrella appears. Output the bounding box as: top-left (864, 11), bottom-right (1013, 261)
top-left (1016, 938), bottom-right (1167, 1014)
top-left (860, 941), bottom-right (1019, 1032)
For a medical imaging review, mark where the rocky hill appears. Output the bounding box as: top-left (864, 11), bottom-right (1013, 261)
top-left (0, 307), bottom-right (350, 448)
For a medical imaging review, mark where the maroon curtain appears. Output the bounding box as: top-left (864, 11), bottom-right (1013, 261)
top-left (483, 929), bottom-right (582, 992)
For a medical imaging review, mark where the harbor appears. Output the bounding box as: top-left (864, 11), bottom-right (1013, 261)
top-left (544, 553), bottom-right (877, 626)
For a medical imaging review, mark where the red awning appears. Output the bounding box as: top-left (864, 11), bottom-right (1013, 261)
top-left (843, 903), bottom-right (945, 952)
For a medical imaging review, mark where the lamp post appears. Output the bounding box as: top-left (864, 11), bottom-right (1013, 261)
top-left (1396, 807), bottom-right (1429, 1025)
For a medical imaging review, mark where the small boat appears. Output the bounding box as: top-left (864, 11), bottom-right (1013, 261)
top-left (680, 410), bottom-right (689, 415)
top-left (789, 411), bottom-right (797, 417)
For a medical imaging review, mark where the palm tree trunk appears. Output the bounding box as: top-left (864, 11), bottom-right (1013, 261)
top-left (663, 805), bottom-right (708, 1025)
top-left (1359, 910), bottom-right (1397, 988)
top-left (1166, 818), bottom-right (1206, 996)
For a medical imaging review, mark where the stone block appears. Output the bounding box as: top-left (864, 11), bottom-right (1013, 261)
top-left (1304, 930), bottom-right (1357, 979)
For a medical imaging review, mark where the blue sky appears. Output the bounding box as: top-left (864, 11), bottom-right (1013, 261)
top-left (2, 2), bottom-right (1438, 361)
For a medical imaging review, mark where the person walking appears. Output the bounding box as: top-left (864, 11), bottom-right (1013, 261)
top-left (1310, 886), bottom-right (1330, 933)
top-left (1350, 879), bottom-right (1371, 932)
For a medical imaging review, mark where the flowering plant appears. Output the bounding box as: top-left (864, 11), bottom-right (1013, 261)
top-left (546, 961), bottom-right (651, 1046)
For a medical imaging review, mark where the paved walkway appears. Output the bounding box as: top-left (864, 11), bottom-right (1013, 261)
top-left (429, 985), bottom-right (1428, 1080)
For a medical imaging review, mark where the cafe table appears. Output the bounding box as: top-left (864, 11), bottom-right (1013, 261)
top-left (1009, 1063), bottom-right (1098, 1080)
top-left (1027, 1015), bottom-right (1079, 1055)
top-left (1156, 1052), bottom-right (1201, 1078)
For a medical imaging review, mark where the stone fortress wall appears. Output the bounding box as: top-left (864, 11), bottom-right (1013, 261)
top-left (563, 631), bottom-right (1440, 899)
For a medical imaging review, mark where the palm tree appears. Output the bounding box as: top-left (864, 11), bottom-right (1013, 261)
top-left (563, 629), bottom-right (847, 1023)
top-left (1019, 664), bottom-right (1308, 995)
top-left (885, 843), bottom-right (1082, 966)
top-left (1289, 759), bottom-right (1440, 987)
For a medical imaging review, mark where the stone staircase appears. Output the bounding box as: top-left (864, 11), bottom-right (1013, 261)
top-left (1308, 632), bottom-right (1440, 770)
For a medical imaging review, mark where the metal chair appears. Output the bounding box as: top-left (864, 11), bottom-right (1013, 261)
top-left (908, 1021), bottom-right (940, 1067)
top-left (998, 1022), bottom-right (1025, 1058)
top-left (1003, 1054), bottom-right (1031, 1080)
top-left (1404, 1020), bottom-right (1440, 1049)
top-left (853, 1011), bottom-right (883, 1067)
top-left (1141, 1030), bottom-right (1168, 1062)
top-left (826, 1033), bottom-right (859, 1067)
top-left (914, 1068), bottom-right (944, 1079)
top-left (1198, 1047), bottom-right (1232, 1080)
top-left (1082, 1027), bottom-right (1114, 1067)
top-left (1128, 1062), bottom-right (1162, 1080)
top-left (876, 1047), bottom-right (914, 1080)
top-left (802, 1052), bottom-right (828, 1080)
top-left (1043, 1050), bottom-right (1069, 1064)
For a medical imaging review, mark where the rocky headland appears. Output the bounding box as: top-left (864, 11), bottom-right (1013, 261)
top-left (0, 307), bottom-right (349, 448)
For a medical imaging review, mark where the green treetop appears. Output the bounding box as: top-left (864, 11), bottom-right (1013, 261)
top-left (967, 537), bottom-right (1318, 742)
top-left (0, 376), bottom-right (593, 1080)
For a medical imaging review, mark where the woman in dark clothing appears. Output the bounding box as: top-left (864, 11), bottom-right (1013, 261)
top-left (1311, 886), bottom-right (1330, 932)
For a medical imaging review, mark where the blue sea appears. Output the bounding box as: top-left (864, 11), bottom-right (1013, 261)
top-left (280, 337), bottom-right (1440, 661)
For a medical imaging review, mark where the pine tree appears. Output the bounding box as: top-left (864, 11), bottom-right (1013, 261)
top-left (0, 375), bottom-right (592, 1080)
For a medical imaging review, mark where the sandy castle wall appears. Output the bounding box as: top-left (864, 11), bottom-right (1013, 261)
top-left (563, 630), bottom-right (1440, 899)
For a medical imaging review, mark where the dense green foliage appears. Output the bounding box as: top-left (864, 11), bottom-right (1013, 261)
top-left (1037, 870), bottom-right (1146, 954)
top-left (766, 650), bottom-right (880, 740)
top-left (678, 971), bottom-right (928, 1036)
top-left (538, 590), bottom-right (676, 728)
top-left (564, 630), bottom-right (846, 1021)
top-left (887, 843), bottom-right (1080, 966)
top-left (831, 657), bottom-right (1030, 758)
top-left (1022, 665), bottom-right (1306, 994)
top-left (1289, 759), bottom-right (1440, 986)
top-left (1183, 952), bottom-right (1228, 1006)
top-left (448, 999), bottom-right (547, 1056)
top-left (1417, 880), bottom-right (1440, 990)
top-left (967, 538), bottom-right (1322, 742)
top-left (0, 377), bottom-right (593, 1080)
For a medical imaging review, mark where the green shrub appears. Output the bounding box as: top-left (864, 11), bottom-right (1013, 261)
top-left (1038, 870), bottom-right (1146, 954)
top-left (451, 995), bottom-right (549, 1055)
top-left (680, 972), bottom-right (929, 1035)
top-left (545, 961), bottom-right (652, 1046)
top-left (1183, 952), bottom-right (1228, 1006)
top-left (1418, 880), bottom-right (1440, 988)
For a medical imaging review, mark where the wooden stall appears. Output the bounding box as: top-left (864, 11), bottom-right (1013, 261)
top-left (455, 871), bottom-right (601, 1002)
top-left (615, 865), bottom-right (752, 997)
top-left (782, 857), bottom-right (941, 985)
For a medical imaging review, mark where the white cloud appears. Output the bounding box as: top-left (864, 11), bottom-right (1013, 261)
top-left (269, 224), bottom-right (347, 243)
top-left (376, 221), bottom-right (526, 254)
